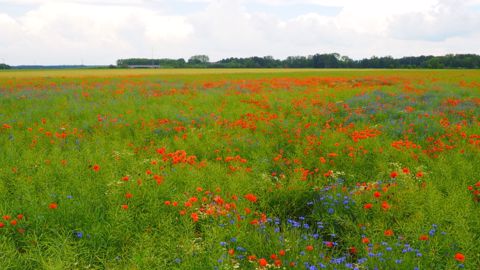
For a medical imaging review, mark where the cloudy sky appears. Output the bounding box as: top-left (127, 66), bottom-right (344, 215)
top-left (1, 0), bottom-right (480, 65)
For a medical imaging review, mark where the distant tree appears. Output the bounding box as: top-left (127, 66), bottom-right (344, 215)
top-left (116, 53), bottom-right (480, 69)
top-left (0, 63), bottom-right (11, 70)
top-left (188, 55), bottom-right (210, 64)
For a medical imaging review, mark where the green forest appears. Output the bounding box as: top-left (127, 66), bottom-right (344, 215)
top-left (117, 53), bottom-right (480, 69)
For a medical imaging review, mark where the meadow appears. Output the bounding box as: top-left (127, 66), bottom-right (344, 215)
top-left (0, 69), bottom-right (479, 269)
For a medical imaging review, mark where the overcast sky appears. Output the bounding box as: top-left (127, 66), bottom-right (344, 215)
top-left (1, 0), bottom-right (480, 65)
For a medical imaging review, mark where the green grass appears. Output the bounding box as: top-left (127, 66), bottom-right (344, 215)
top-left (0, 69), bottom-right (479, 269)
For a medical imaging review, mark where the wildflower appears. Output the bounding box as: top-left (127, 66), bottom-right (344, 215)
top-left (419, 235), bottom-right (429, 241)
top-left (390, 171), bottom-right (398, 178)
top-left (416, 171), bottom-right (424, 178)
top-left (373, 191), bottom-right (381, 198)
top-left (3, 215), bottom-right (11, 221)
top-left (121, 204), bottom-right (128, 210)
top-left (381, 201), bottom-right (391, 210)
top-left (92, 164), bottom-right (100, 172)
top-left (402, 168), bottom-right (410, 174)
top-left (274, 259), bottom-right (282, 267)
top-left (228, 249), bottom-right (235, 256)
top-left (306, 245), bottom-right (314, 251)
top-left (125, 193), bottom-right (133, 199)
top-left (49, 203), bottom-right (58, 209)
top-left (17, 214), bottom-right (23, 220)
top-left (244, 193), bottom-right (258, 203)
top-left (122, 176), bottom-right (129, 181)
top-left (279, 250), bottom-right (286, 256)
top-left (248, 255), bottom-right (257, 261)
top-left (454, 253), bottom-right (465, 263)
top-left (364, 203), bottom-right (373, 209)
top-left (384, 229), bottom-right (394, 237)
top-left (10, 219), bottom-right (17, 226)
top-left (191, 212), bottom-right (199, 222)
top-left (362, 237), bottom-right (370, 244)
top-left (0, 222), bottom-right (4, 228)
top-left (258, 258), bottom-right (268, 267)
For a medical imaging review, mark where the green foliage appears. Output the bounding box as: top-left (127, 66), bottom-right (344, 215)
top-left (0, 69), bottom-right (479, 269)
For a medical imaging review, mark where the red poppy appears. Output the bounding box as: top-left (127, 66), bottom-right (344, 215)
top-left (121, 204), bottom-right (128, 210)
top-left (244, 193), bottom-right (258, 203)
top-left (381, 201), bottom-right (391, 210)
top-left (454, 253), bottom-right (465, 262)
top-left (384, 229), bottom-right (394, 236)
top-left (125, 193), bottom-right (133, 199)
top-left (390, 171), bottom-right (398, 178)
top-left (191, 212), bottom-right (199, 222)
top-left (0, 222), bottom-right (4, 228)
top-left (306, 245), bottom-right (314, 251)
top-left (373, 191), bottom-right (381, 198)
top-left (419, 235), bottom-right (429, 241)
top-left (92, 164), bottom-right (100, 172)
top-left (363, 203), bottom-right (373, 209)
top-left (258, 258), bottom-right (268, 267)
top-left (49, 203), bottom-right (58, 209)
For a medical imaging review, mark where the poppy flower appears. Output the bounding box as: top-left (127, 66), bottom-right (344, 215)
top-left (390, 171), bottom-right (398, 178)
top-left (384, 229), bottom-right (394, 236)
top-left (373, 191), bottom-right (381, 198)
top-left (419, 235), bottom-right (429, 241)
top-left (363, 203), bottom-right (373, 209)
top-left (244, 193), bottom-right (258, 203)
top-left (49, 203), bottom-right (58, 209)
top-left (454, 253), bottom-right (465, 262)
top-left (191, 212), bottom-right (199, 222)
top-left (381, 201), bottom-right (391, 210)
top-left (121, 204), bottom-right (128, 210)
top-left (306, 245), bottom-right (314, 251)
top-left (92, 164), bottom-right (100, 172)
top-left (258, 258), bottom-right (268, 267)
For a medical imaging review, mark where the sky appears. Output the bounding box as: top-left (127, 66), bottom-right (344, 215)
top-left (1, 0), bottom-right (480, 65)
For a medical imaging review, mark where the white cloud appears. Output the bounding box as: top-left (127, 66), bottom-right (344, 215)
top-left (0, 0), bottom-right (479, 65)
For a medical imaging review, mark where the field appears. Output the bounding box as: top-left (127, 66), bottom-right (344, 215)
top-left (1, 69), bottom-right (479, 269)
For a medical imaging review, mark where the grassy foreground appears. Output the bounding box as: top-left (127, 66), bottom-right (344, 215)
top-left (0, 69), bottom-right (479, 269)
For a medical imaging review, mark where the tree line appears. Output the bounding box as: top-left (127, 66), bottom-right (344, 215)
top-left (117, 53), bottom-right (480, 69)
top-left (0, 63), bottom-right (11, 69)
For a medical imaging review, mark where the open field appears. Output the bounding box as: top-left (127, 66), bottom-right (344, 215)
top-left (1, 69), bottom-right (480, 269)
